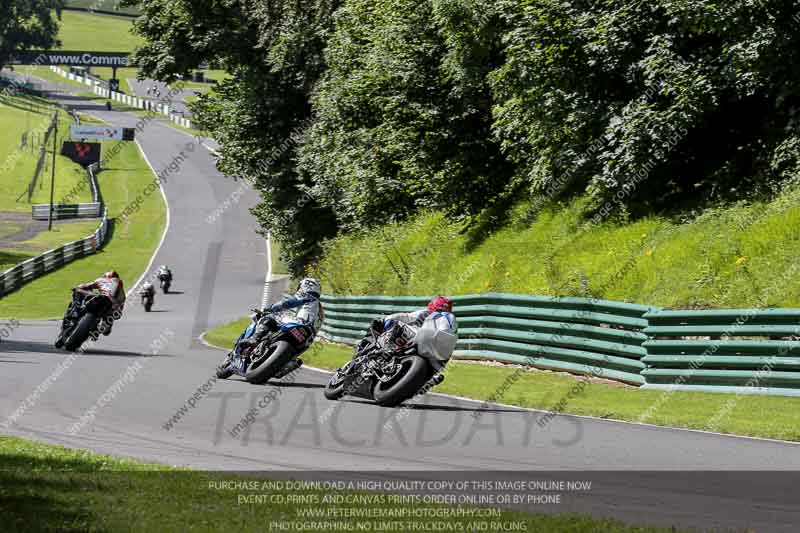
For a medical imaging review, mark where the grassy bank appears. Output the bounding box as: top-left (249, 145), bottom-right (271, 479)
top-left (204, 318), bottom-right (800, 441)
top-left (0, 140), bottom-right (166, 319)
top-left (0, 93), bottom-right (92, 212)
top-left (58, 10), bottom-right (143, 51)
top-left (0, 435), bottom-right (683, 533)
top-left (312, 183), bottom-right (800, 309)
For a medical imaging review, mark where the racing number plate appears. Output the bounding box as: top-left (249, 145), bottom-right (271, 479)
top-left (290, 329), bottom-right (306, 344)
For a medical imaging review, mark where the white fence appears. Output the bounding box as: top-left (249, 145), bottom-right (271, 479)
top-left (0, 163), bottom-right (110, 298)
top-left (50, 66), bottom-right (194, 130)
top-left (30, 160), bottom-right (103, 220)
top-left (31, 203), bottom-right (103, 220)
top-left (0, 207), bottom-right (108, 298)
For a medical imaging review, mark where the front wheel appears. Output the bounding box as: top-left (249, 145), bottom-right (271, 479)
top-left (144, 299), bottom-right (153, 312)
top-left (324, 367), bottom-right (352, 401)
top-left (245, 340), bottom-right (295, 384)
top-left (373, 356), bottom-right (431, 407)
top-left (64, 313), bottom-right (98, 352)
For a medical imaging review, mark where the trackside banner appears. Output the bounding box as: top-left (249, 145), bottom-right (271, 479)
top-left (8, 51), bottom-right (130, 67)
top-left (70, 125), bottom-right (124, 141)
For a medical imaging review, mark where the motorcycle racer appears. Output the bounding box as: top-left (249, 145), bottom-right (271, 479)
top-left (239, 277), bottom-right (323, 349)
top-left (370, 295), bottom-right (454, 343)
top-left (73, 271), bottom-right (126, 335)
top-left (361, 296), bottom-right (455, 382)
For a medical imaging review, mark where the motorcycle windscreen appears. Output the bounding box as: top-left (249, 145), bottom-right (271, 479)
top-left (415, 313), bottom-right (458, 362)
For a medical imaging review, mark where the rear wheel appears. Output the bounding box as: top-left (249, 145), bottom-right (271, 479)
top-left (144, 299), bottom-right (153, 312)
top-left (373, 356), bottom-right (430, 407)
top-left (245, 340), bottom-right (295, 384)
top-left (64, 313), bottom-right (98, 352)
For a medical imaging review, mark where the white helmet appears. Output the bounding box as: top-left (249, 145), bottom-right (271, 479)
top-left (297, 277), bottom-right (321, 298)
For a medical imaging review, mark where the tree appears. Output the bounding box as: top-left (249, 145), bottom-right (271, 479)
top-left (125, 0), bottom-right (341, 273)
top-left (492, 0), bottom-right (800, 213)
top-left (299, 0), bottom-right (511, 232)
top-left (0, 0), bottom-right (64, 71)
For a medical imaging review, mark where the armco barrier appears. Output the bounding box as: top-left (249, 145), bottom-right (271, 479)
top-left (31, 160), bottom-right (103, 219)
top-left (642, 309), bottom-right (800, 396)
top-left (320, 294), bottom-right (800, 395)
top-left (0, 206), bottom-right (108, 298)
top-left (319, 293), bottom-right (657, 385)
top-left (0, 162), bottom-right (109, 298)
top-left (31, 202), bottom-right (102, 220)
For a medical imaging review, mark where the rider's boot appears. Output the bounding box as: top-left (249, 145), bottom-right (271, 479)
top-left (238, 337), bottom-right (258, 349)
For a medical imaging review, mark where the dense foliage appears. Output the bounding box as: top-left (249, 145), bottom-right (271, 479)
top-left (0, 0), bottom-right (64, 71)
top-left (128, 0), bottom-right (800, 272)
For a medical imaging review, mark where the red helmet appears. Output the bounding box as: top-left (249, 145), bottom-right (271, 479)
top-left (104, 271), bottom-right (120, 279)
top-left (427, 296), bottom-right (453, 313)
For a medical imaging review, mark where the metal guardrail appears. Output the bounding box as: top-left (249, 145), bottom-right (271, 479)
top-left (31, 159), bottom-right (103, 220)
top-left (642, 309), bottom-right (800, 396)
top-left (31, 202), bottom-right (102, 220)
top-left (320, 294), bottom-right (800, 395)
top-left (0, 164), bottom-right (109, 298)
top-left (319, 293), bottom-right (656, 385)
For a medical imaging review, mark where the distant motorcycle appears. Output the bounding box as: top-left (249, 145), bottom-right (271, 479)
top-left (139, 284), bottom-right (155, 312)
top-left (55, 289), bottom-right (114, 352)
top-left (216, 309), bottom-right (316, 384)
top-left (324, 312), bottom-right (457, 407)
top-left (158, 272), bottom-right (171, 294)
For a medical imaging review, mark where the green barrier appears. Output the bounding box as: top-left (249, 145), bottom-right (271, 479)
top-left (642, 309), bottom-right (800, 396)
top-left (320, 294), bottom-right (800, 395)
top-left (319, 293), bottom-right (653, 385)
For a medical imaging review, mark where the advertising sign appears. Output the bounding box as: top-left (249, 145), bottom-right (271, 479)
top-left (8, 51), bottom-right (130, 67)
top-left (70, 125), bottom-right (123, 141)
top-left (61, 142), bottom-right (101, 167)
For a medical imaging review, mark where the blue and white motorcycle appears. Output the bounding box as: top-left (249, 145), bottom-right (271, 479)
top-left (216, 309), bottom-right (315, 384)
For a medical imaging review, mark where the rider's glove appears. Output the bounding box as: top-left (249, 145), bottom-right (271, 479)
top-left (370, 318), bottom-right (384, 334)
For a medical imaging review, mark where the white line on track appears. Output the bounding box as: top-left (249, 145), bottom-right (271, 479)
top-left (261, 232), bottom-right (273, 309)
top-left (127, 140), bottom-right (171, 297)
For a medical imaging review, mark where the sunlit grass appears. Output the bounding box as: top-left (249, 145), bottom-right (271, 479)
top-left (313, 184), bottom-right (800, 309)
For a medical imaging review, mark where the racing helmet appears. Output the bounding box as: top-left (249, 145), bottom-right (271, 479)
top-left (427, 296), bottom-right (453, 313)
top-left (104, 271), bottom-right (120, 280)
top-left (297, 277), bottom-right (321, 298)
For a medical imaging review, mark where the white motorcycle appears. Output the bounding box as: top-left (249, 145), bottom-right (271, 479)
top-left (324, 312), bottom-right (457, 407)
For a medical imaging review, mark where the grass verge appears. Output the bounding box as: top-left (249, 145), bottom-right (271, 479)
top-left (204, 317), bottom-right (800, 442)
top-left (0, 140), bottom-right (166, 319)
top-left (0, 435), bottom-right (684, 533)
top-left (0, 92), bottom-right (92, 212)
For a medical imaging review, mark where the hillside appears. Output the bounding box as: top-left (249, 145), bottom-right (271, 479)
top-left (312, 183), bottom-right (800, 309)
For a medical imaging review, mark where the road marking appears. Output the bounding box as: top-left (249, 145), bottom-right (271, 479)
top-left (127, 140), bottom-right (171, 297)
top-left (261, 233), bottom-right (273, 309)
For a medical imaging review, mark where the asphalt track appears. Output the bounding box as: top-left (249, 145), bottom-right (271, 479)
top-left (1, 76), bottom-right (799, 532)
